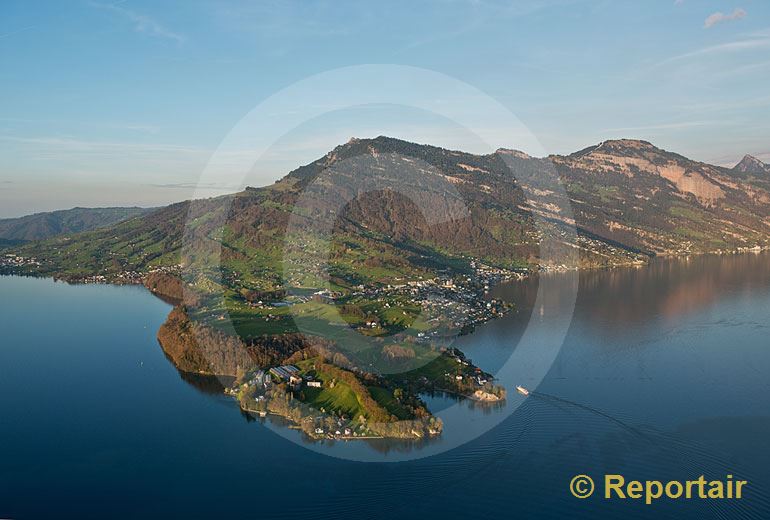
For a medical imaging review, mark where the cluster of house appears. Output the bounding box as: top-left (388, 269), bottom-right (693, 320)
top-left (469, 260), bottom-right (525, 281)
top-left (249, 370), bottom-right (273, 388)
top-left (77, 270), bottom-right (143, 284)
top-left (445, 349), bottom-right (489, 387)
top-left (737, 245), bottom-right (765, 253)
top-left (50, 269), bottom-right (145, 285)
top-left (269, 365), bottom-right (302, 385)
top-left (147, 264), bottom-right (182, 275)
top-left (348, 277), bottom-right (510, 341)
top-left (312, 289), bottom-right (342, 303)
top-left (315, 426), bottom-right (353, 437)
top-left (233, 254), bottom-right (521, 344)
top-left (0, 253), bottom-right (40, 269)
top-left (242, 365), bottom-right (326, 395)
top-left (567, 233), bottom-right (646, 268)
top-left (266, 365), bottom-right (323, 389)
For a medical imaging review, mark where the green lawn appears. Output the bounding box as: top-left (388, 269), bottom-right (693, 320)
top-left (296, 363), bottom-right (367, 418)
top-left (392, 352), bottom-right (464, 383)
top-left (302, 383), bottom-right (364, 419)
top-left (367, 386), bottom-right (412, 420)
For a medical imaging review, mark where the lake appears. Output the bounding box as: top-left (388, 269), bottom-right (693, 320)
top-left (2, 253), bottom-right (770, 519)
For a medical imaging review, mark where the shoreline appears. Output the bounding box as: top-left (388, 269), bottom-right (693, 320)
top-left (3, 249), bottom-right (768, 442)
top-left (240, 407), bottom-right (389, 441)
top-left (5, 244), bottom-right (769, 285)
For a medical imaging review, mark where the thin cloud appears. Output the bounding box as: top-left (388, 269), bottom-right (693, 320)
top-left (704, 8), bottom-right (746, 29)
top-left (746, 28), bottom-right (770, 38)
top-left (0, 25), bottom-right (36, 39)
top-left (673, 95), bottom-right (770, 115)
top-left (0, 117), bottom-right (160, 134)
top-left (0, 135), bottom-right (203, 155)
top-left (150, 182), bottom-right (239, 191)
top-left (91, 2), bottom-right (185, 44)
top-left (655, 37), bottom-right (770, 67)
top-left (600, 120), bottom-right (718, 134)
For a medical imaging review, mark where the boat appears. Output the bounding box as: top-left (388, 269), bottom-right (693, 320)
top-left (515, 385), bottom-right (530, 396)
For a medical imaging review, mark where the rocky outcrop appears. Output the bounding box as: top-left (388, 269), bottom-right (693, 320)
top-left (143, 272), bottom-right (185, 304)
top-left (734, 154), bottom-right (770, 175)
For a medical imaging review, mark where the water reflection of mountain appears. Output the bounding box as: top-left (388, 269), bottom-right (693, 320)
top-left (495, 253), bottom-right (770, 344)
top-left (578, 253), bottom-right (770, 329)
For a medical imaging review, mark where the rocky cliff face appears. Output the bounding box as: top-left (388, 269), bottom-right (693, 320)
top-left (733, 154), bottom-right (770, 176)
top-left (287, 136), bottom-right (770, 259)
top-left (543, 139), bottom-right (770, 255)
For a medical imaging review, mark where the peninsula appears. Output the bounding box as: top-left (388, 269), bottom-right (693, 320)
top-left (2, 137), bottom-right (769, 439)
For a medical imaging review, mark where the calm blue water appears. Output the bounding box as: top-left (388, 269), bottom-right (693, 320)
top-left (2, 253), bottom-right (770, 519)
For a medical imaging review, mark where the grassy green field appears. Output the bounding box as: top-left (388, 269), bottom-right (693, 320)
top-left (367, 386), bottom-right (412, 420)
top-left (390, 352), bottom-right (467, 384)
top-left (302, 381), bottom-right (365, 418)
top-left (202, 294), bottom-right (437, 367)
top-left (289, 358), bottom-right (420, 422)
top-left (294, 360), bottom-right (370, 419)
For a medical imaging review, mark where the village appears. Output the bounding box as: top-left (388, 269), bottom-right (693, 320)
top-left (240, 259), bottom-right (521, 337)
top-left (0, 253), bottom-right (40, 271)
top-left (354, 265), bottom-right (515, 339)
top-left (75, 264), bottom-right (184, 285)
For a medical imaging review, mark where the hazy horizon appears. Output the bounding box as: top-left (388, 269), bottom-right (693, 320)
top-left (3, 0), bottom-right (770, 217)
top-left (0, 132), bottom-right (762, 219)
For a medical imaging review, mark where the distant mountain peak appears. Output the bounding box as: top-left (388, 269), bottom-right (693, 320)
top-left (321, 135), bottom-right (482, 165)
top-left (343, 135), bottom-right (412, 146)
top-left (594, 139), bottom-right (661, 154)
top-left (734, 154), bottom-right (770, 175)
top-left (566, 139), bottom-right (662, 160)
top-left (495, 148), bottom-right (532, 159)
top-left (0, 206), bottom-right (151, 242)
top-left (601, 138), bottom-right (654, 147)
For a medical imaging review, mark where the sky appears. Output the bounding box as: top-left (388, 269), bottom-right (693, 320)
top-left (1, 0), bottom-right (770, 217)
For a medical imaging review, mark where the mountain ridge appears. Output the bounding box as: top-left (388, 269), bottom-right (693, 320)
top-left (0, 206), bottom-right (152, 242)
top-left (3, 136), bottom-right (770, 284)
top-left (4, 136), bottom-right (769, 282)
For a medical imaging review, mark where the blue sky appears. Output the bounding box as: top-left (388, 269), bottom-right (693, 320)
top-left (1, 0), bottom-right (769, 217)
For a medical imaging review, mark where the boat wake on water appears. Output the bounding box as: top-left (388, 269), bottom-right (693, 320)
top-left (525, 390), bottom-right (654, 443)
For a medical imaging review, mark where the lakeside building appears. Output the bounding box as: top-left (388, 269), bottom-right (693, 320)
top-left (251, 370), bottom-right (271, 388)
top-left (270, 365), bottom-right (302, 385)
